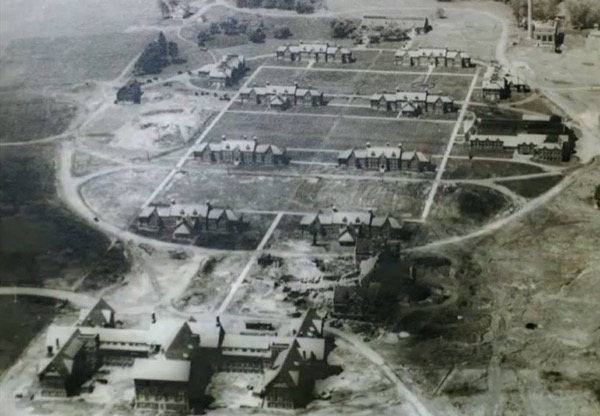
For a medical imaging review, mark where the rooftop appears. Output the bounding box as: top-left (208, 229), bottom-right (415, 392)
top-left (132, 358), bottom-right (190, 382)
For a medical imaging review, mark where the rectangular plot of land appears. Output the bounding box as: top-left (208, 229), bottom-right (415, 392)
top-left (158, 169), bottom-right (430, 218)
top-left (327, 118), bottom-right (454, 154)
top-left (209, 112), bottom-right (336, 149)
top-left (255, 67), bottom-right (427, 96)
top-left (427, 74), bottom-right (476, 101)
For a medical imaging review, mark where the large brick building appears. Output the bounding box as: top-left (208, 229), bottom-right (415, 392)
top-left (193, 136), bottom-right (288, 166)
top-left (300, 208), bottom-right (402, 246)
top-left (394, 47), bottom-right (472, 68)
top-left (38, 301), bottom-right (335, 413)
top-left (239, 83), bottom-right (324, 108)
top-left (198, 54), bottom-right (246, 87)
top-left (369, 90), bottom-right (454, 115)
top-left (276, 41), bottom-right (354, 63)
top-left (337, 143), bottom-right (434, 172)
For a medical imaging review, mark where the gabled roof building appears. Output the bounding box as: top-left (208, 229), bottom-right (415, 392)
top-left (198, 54), bottom-right (246, 87)
top-left (337, 142), bottom-right (434, 172)
top-left (395, 47), bottom-right (472, 68)
top-left (369, 90), bottom-right (454, 114)
top-left (239, 82), bottom-right (324, 107)
top-left (276, 41), bottom-right (354, 63)
top-left (193, 135), bottom-right (288, 166)
top-left (300, 207), bottom-right (402, 246)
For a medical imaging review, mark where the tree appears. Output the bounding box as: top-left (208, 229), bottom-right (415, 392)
top-left (566, 0), bottom-right (600, 29)
top-left (197, 28), bottom-right (213, 46)
top-left (423, 18), bottom-right (433, 33)
top-left (158, 0), bottom-right (171, 18)
top-left (331, 19), bottom-right (357, 38)
top-left (209, 22), bottom-right (221, 34)
top-left (248, 27), bottom-right (267, 43)
top-left (511, 0), bottom-right (559, 24)
top-left (158, 32), bottom-right (168, 56)
top-left (295, 0), bottom-right (315, 14)
top-left (167, 41), bottom-right (179, 61)
top-left (273, 25), bottom-right (292, 39)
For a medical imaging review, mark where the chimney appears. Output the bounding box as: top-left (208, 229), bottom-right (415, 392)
top-left (266, 81), bottom-right (270, 86)
top-left (386, 142), bottom-right (390, 147)
top-left (216, 316), bottom-right (221, 327)
top-left (332, 206), bottom-right (338, 213)
top-left (171, 199), bottom-right (176, 205)
top-left (221, 134), bottom-right (226, 141)
top-left (252, 136), bottom-right (258, 143)
top-left (55, 338), bottom-right (60, 350)
top-left (396, 87), bottom-right (400, 93)
top-left (368, 209), bottom-right (374, 238)
top-left (292, 329), bottom-right (297, 335)
top-left (366, 142), bottom-right (371, 148)
top-left (243, 135), bottom-right (248, 140)
top-left (151, 312), bottom-right (156, 324)
top-left (47, 346), bottom-right (54, 356)
top-left (303, 350), bottom-right (306, 360)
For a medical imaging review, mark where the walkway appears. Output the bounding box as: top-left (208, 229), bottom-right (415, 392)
top-left (421, 68), bottom-right (481, 220)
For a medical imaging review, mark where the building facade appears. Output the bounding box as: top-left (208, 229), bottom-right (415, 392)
top-left (198, 54), bottom-right (246, 87)
top-left (193, 136), bottom-right (288, 165)
top-left (395, 47), bottom-right (472, 68)
top-left (239, 83), bottom-right (324, 107)
top-left (469, 133), bottom-right (570, 162)
top-left (300, 208), bottom-right (402, 246)
top-left (276, 42), bottom-right (354, 63)
top-left (337, 143), bottom-right (434, 172)
top-left (369, 90), bottom-right (454, 114)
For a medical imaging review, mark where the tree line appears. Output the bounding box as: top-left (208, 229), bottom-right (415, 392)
top-left (134, 33), bottom-right (184, 76)
top-left (235, 0), bottom-right (318, 14)
top-left (197, 17), bottom-right (294, 47)
top-left (439, 0), bottom-right (600, 29)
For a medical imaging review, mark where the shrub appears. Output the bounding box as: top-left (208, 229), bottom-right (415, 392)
top-left (273, 25), bottom-right (292, 39)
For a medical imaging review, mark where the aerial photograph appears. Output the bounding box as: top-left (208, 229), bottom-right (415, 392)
top-left (0, 0), bottom-right (598, 415)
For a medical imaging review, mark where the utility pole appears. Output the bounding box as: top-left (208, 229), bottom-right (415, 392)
top-left (527, 0), bottom-right (533, 39)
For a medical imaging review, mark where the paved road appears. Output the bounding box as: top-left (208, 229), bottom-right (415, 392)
top-left (0, 287), bottom-right (96, 308)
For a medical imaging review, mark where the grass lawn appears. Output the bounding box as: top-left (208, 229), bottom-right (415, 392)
top-left (4, 32), bottom-right (156, 87)
top-left (0, 296), bottom-right (57, 374)
top-left (254, 66), bottom-right (430, 95)
top-left (498, 175), bottom-right (563, 199)
top-left (441, 159), bottom-right (545, 179)
top-left (427, 73), bottom-right (476, 101)
top-left (158, 167), bottom-right (430, 218)
top-left (0, 93), bottom-right (76, 143)
top-left (211, 111), bottom-right (453, 153)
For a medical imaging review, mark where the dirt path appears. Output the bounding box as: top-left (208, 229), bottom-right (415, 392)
top-left (325, 325), bottom-right (460, 416)
top-left (421, 68), bottom-right (481, 220)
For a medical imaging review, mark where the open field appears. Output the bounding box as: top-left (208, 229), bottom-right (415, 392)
top-left (181, 6), bottom-right (356, 59)
top-left (427, 73), bottom-right (477, 101)
top-left (254, 67), bottom-right (434, 96)
top-left (156, 167), bottom-right (431, 218)
top-left (499, 175), bottom-right (564, 199)
top-left (209, 111), bottom-right (453, 153)
top-left (0, 93), bottom-right (76, 143)
top-left (0, 296), bottom-right (57, 374)
top-left (2, 32), bottom-right (156, 88)
top-left (441, 158), bottom-right (545, 179)
top-left (80, 168), bottom-right (169, 228)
